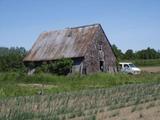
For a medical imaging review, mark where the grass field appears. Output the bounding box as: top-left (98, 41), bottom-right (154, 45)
top-left (0, 83), bottom-right (160, 120)
top-left (132, 59), bottom-right (160, 66)
top-left (0, 70), bottom-right (160, 119)
top-left (0, 72), bottom-right (160, 98)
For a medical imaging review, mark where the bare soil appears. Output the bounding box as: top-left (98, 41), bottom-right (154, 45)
top-left (71, 100), bottom-right (160, 120)
top-left (18, 83), bottom-right (57, 89)
top-left (140, 66), bottom-right (160, 73)
top-left (96, 100), bottom-right (160, 120)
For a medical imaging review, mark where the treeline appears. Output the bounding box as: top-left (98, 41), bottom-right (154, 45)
top-left (0, 46), bottom-right (160, 72)
top-left (0, 47), bottom-right (26, 72)
top-left (112, 44), bottom-right (160, 60)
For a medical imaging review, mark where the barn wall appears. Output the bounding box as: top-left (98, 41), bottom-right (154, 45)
top-left (83, 28), bottom-right (101, 74)
top-left (84, 26), bottom-right (117, 74)
top-left (98, 26), bottom-right (117, 72)
top-left (84, 43), bottom-right (99, 73)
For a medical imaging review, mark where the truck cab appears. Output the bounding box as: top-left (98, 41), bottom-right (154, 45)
top-left (119, 62), bottom-right (141, 75)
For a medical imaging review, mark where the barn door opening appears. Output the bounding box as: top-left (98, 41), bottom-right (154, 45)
top-left (100, 61), bottom-right (104, 72)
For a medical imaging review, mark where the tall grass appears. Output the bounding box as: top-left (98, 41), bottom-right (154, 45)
top-left (0, 72), bottom-right (160, 98)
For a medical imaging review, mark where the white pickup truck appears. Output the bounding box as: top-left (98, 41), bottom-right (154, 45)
top-left (119, 62), bottom-right (141, 75)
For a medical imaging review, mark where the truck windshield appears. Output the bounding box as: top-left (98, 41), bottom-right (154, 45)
top-left (129, 64), bottom-right (136, 68)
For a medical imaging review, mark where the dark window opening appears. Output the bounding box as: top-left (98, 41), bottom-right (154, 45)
top-left (100, 61), bottom-right (104, 72)
top-left (82, 67), bottom-right (87, 74)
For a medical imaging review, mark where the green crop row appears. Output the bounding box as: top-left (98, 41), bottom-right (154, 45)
top-left (0, 83), bottom-right (160, 120)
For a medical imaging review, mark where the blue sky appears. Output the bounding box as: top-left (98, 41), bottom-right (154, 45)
top-left (0, 0), bottom-right (160, 52)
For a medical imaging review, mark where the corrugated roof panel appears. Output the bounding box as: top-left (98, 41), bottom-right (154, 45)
top-left (24, 24), bottom-right (100, 61)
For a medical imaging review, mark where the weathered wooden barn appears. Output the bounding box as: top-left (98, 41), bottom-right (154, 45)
top-left (23, 24), bottom-right (117, 74)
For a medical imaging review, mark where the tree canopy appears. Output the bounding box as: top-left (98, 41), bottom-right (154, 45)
top-left (112, 45), bottom-right (160, 60)
top-left (0, 47), bottom-right (26, 72)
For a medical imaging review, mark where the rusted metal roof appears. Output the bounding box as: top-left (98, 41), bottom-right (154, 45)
top-left (24, 24), bottom-right (100, 61)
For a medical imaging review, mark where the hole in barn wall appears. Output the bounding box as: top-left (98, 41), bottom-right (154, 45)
top-left (100, 61), bottom-right (104, 72)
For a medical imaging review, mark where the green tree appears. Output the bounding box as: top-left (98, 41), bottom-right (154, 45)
top-left (124, 49), bottom-right (135, 60)
top-left (135, 47), bottom-right (159, 59)
top-left (0, 47), bottom-right (26, 72)
top-left (112, 44), bottom-right (124, 60)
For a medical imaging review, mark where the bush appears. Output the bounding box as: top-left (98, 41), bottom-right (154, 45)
top-left (49, 58), bottom-right (73, 75)
top-left (35, 58), bottom-right (73, 75)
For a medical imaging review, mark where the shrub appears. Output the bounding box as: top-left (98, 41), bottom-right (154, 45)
top-left (34, 58), bottom-right (73, 75)
top-left (49, 58), bottom-right (73, 75)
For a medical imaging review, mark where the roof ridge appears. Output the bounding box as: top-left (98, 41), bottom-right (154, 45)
top-left (69, 23), bottom-right (100, 29)
top-left (40, 23), bottom-right (101, 33)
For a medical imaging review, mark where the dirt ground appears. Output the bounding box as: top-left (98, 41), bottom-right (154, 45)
top-left (140, 66), bottom-right (160, 73)
top-left (96, 100), bottom-right (160, 120)
top-left (18, 83), bottom-right (57, 89)
top-left (71, 100), bottom-right (160, 120)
